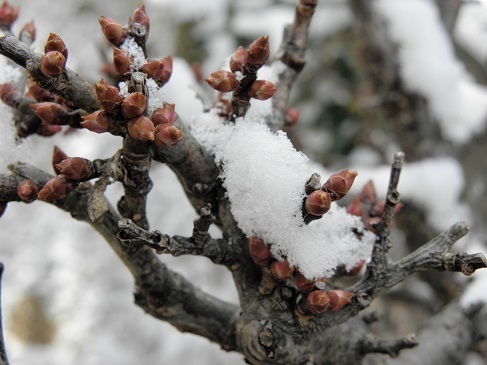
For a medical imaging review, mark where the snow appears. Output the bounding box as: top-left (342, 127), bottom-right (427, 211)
top-left (120, 37), bottom-right (147, 71)
top-left (191, 113), bottom-right (375, 279)
top-left (376, 0), bottom-right (487, 144)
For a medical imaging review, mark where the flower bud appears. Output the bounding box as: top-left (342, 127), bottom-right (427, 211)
top-left (28, 80), bottom-right (55, 102)
top-left (94, 79), bottom-right (123, 113)
top-left (248, 236), bottom-right (272, 267)
top-left (285, 108), bottom-right (299, 128)
top-left (244, 36), bottom-right (270, 72)
top-left (151, 104), bottom-right (175, 126)
top-left (20, 21), bottom-right (36, 42)
top-left (37, 175), bottom-right (74, 202)
top-left (205, 70), bottom-right (238, 93)
top-left (30, 102), bottom-right (66, 125)
top-left (81, 110), bottom-right (113, 133)
top-left (17, 180), bottom-right (39, 202)
top-left (40, 51), bottom-right (66, 77)
top-left (323, 169), bottom-right (358, 201)
top-left (129, 4), bottom-right (150, 36)
top-left (249, 80), bottom-right (276, 101)
top-left (45, 33), bottom-right (68, 59)
top-left (52, 145), bottom-right (68, 174)
top-left (37, 125), bottom-right (61, 137)
top-left (305, 190), bottom-right (331, 216)
top-left (99, 16), bottom-right (127, 47)
top-left (154, 124), bottom-right (183, 148)
top-left (113, 48), bottom-right (131, 78)
top-left (0, 0), bottom-right (19, 29)
top-left (56, 157), bottom-right (94, 181)
top-left (328, 290), bottom-right (354, 311)
top-left (141, 56), bottom-right (172, 86)
top-left (306, 290), bottom-right (330, 314)
top-left (347, 197), bottom-right (363, 217)
top-left (0, 83), bottom-right (20, 107)
top-left (292, 270), bottom-right (316, 292)
top-left (359, 180), bottom-right (377, 204)
top-left (127, 116), bottom-right (155, 141)
top-left (230, 46), bottom-right (246, 73)
top-left (0, 202), bottom-right (6, 217)
top-left (122, 92), bottom-right (146, 118)
top-left (270, 260), bottom-right (294, 281)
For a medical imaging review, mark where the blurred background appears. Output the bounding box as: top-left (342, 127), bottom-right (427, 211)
top-left (1, 0), bottom-right (487, 364)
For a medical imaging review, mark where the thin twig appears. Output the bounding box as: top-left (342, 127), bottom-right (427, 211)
top-left (0, 263), bottom-right (9, 365)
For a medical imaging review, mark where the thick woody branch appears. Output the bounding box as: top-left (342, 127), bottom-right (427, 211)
top-left (0, 164), bottom-right (240, 351)
top-left (0, 35), bottom-right (99, 112)
top-left (360, 333), bottom-right (418, 357)
top-left (271, 0), bottom-right (317, 130)
top-left (0, 264), bottom-right (9, 365)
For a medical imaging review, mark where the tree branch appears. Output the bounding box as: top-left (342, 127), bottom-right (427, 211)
top-left (0, 263), bottom-right (9, 365)
top-left (360, 333), bottom-right (418, 358)
top-left (0, 164), bottom-right (241, 351)
top-left (0, 35), bottom-right (99, 112)
top-left (271, 0), bottom-right (317, 131)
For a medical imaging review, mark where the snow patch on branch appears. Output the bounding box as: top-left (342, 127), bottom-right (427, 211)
top-left (376, 0), bottom-right (487, 144)
top-left (191, 111), bottom-right (374, 279)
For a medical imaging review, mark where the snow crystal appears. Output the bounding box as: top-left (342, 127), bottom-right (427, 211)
top-left (376, 0), bottom-right (487, 144)
top-left (191, 114), bottom-right (375, 278)
top-left (146, 78), bottom-right (163, 116)
top-left (120, 37), bottom-right (147, 71)
top-left (118, 81), bottom-right (129, 97)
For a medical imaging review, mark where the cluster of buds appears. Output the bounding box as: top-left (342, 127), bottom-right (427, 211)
top-left (40, 33), bottom-right (67, 77)
top-left (0, 0), bottom-right (19, 29)
top-left (99, 5), bottom-right (172, 85)
top-left (299, 289), bottom-right (355, 315)
top-left (304, 170), bottom-right (358, 223)
top-left (248, 235), bottom-right (355, 313)
top-left (347, 180), bottom-right (402, 233)
top-left (205, 36), bottom-right (277, 118)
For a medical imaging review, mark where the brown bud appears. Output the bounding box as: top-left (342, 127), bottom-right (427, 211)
top-left (249, 80), bottom-right (276, 101)
top-left (52, 145), bottom-right (68, 174)
top-left (99, 16), bottom-right (127, 47)
top-left (0, 0), bottom-right (19, 29)
top-left (129, 4), bottom-right (150, 36)
top-left (28, 80), bottom-right (55, 102)
top-left (347, 260), bottom-right (366, 276)
top-left (0, 202), bottom-right (6, 217)
top-left (359, 180), bottom-right (377, 205)
top-left (285, 108), bottom-right (299, 128)
top-left (122, 92), bottom-right (147, 119)
top-left (347, 197), bottom-right (363, 217)
top-left (244, 36), bottom-right (270, 72)
top-left (154, 124), bottom-right (183, 148)
top-left (323, 170), bottom-right (358, 201)
top-left (141, 56), bottom-right (172, 86)
top-left (305, 190), bottom-right (331, 216)
top-left (40, 51), bottom-right (66, 77)
top-left (45, 33), bottom-right (68, 59)
top-left (292, 270), bottom-right (316, 292)
top-left (37, 175), bottom-right (74, 202)
top-left (306, 290), bottom-right (330, 314)
top-left (113, 48), bottom-right (131, 78)
top-left (270, 260), bottom-right (294, 281)
top-left (205, 70), bottom-right (238, 93)
top-left (37, 125), bottom-right (62, 137)
top-left (230, 46), bottom-right (246, 73)
top-left (30, 102), bottom-right (66, 125)
top-left (248, 236), bottom-right (272, 267)
top-left (20, 21), bottom-right (36, 42)
top-left (55, 157), bottom-right (94, 181)
top-left (0, 83), bottom-right (20, 107)
top-left (151, 104), bottom-right (175, 126)
top-left (127, 116), bottom-right (155, 141)
top-left (17, 180), bottom-right (39, 202)
top-left (81, 110), bottom-right (113, 134)
top-left (328, 290), bottom-right (354, 311)
top-left (94, 79), bottom-right (123, 113)
top-left (100, 63), bottom-right (121, 80)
